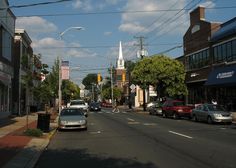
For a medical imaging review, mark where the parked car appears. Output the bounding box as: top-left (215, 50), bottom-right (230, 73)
top-left (147, 101), bottom-right (158, 108)
top-left (101, 101), bottom-right (112, 108)
top-left (162, 100), bottom-right (193, 119)
top-left (69, 99), bottom-right (88, 117)
top-left (148, 102), bottom-right (162, 116)
top-left (58, 108), bottom-right (87, 130)
top-left (191, 103), bottom-right (233, 124)
top-left (89, 102), bottom-right (101, 111)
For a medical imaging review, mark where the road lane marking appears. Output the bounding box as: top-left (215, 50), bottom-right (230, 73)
top-left (127, 118), bottom-right (135, 121)
top-left (169, 131), bottom-right (193, 139)
top-left (128, 122), bottom-right (140, 125)
top-left (143, 123), bottom-right (157, 126)
top-left (90, 131), bottom-right (101, 134)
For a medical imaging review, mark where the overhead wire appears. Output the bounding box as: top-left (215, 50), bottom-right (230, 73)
top-left (147, 0), bottom-right (219, 56)
top-left (0, 0), bottom-right (73, 10)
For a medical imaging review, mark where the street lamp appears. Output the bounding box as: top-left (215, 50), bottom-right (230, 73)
top-left (58, 26), bottom-right (84, 114)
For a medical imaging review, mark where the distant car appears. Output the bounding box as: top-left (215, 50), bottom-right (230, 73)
top-left (58, 108), bottom-right (87, 130)
top-left (191, 104), bottom-right (233, 124)
top-left (69, 99), bottom-right (88, 117)
top-left (101, 101), bottom-right (112, 108)
top-left (162, 100), bottom-right (193, 119)
top-left (89, 102), bottom-right (101, 111)
top-left (148, 102), bottom-right (162, 116)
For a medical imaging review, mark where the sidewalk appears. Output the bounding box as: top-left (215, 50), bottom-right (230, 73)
top-left (0, 112), bottom-right (58, 168)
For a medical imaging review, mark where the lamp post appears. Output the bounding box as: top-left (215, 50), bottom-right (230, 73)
top-left (58, 26), bottom-right (84, 114)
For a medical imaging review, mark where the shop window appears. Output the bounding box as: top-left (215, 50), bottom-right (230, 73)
top-left (217, 45), bottom-right (223, 62)
top-left (227, 41), bottom-right (232, 61)
top-left (232, 40), bottom-right (236, 61)
top-left (222, 43), bottom-right (227, 61)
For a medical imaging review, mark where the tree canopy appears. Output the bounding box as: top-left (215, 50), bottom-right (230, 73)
top-left (82, 73), bottom-right (98, 90)
top-left (132, 55), bottom-right (187, 98)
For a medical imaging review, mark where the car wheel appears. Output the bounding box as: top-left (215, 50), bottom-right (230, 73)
top-left (207, 116), bottom-right (213, 124)
top-left (173, 113), bottom-right (179, 119)
top-left (162, 111), bottom-right (166, 118)
top-left (192, 114), bottom-right (198, 122)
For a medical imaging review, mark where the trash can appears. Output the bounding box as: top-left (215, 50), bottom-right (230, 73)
top-left (37, 113), bottom-right (50, 132)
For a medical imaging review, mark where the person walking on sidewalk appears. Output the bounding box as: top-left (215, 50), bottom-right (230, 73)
top-left (112, 100), bottom-right (120, 113)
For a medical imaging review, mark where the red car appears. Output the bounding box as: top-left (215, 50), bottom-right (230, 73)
top-left (162, 100), bottom-right (193, 119)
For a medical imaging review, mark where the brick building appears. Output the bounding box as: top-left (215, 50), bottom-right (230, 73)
top-left (184, 6), bottom-right (236, 111)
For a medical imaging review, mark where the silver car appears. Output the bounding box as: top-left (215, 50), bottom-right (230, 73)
top-left (58, 108), bottom-right (87, 130)
top-left (191, 104), bottom-right (233, 124)
top-left (69, 99), bottom-right (89, 117)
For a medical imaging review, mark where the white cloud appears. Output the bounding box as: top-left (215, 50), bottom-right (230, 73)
top-left (72, 0), bottom-right (93, 11)
top-left (119, 0), bottom-right (190, 35)
top-left (31, 37), bottom-right (64, 66)
top-left (32, 37), bottom-right (63, 48)
top-left (72, 0), bottom-right (119, 11)
top-left (16, 17), bottom-right (57, 36)
top-left (104, 31), bottom-right (112, 36)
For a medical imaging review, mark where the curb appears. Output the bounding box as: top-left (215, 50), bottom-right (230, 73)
top-left (3, 138), bottom-right (49, 168)
top-left (3, 126), bottom-right (57, 168)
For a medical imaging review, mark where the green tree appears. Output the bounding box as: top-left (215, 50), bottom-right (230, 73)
top-left (132, 55), bottom-right (187, 99)
top-left (33, 59), bottom-right (59, 106)
top-left (62, 80), bottom-right (80, 104)
top-left (102, 87), bottom-right (122, 101)
top-left (82, 73), bottom-right (97, 90)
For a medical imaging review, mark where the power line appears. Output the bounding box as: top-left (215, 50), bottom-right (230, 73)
top-left (146, 0), bottom-right (202, 43)
top-left (5, 6), bottom-right (236, 17)
top-left (0, 0), bottom-right (73, 10)
top-left (32, 43), bottom-right (181, 49)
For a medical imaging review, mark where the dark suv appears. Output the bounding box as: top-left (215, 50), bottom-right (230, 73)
top-left (162, 100), bottom-right (193, 119)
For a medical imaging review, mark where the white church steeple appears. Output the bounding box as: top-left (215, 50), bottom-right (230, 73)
top-left (117, 41), bottom-right (125, 69)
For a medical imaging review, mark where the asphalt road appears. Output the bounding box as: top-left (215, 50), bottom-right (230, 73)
top-left (35, 108), bottom-right (236, 168)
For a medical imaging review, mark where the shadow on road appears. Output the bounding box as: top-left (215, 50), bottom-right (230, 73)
top-left (36, 148), bottom-right (159, 168)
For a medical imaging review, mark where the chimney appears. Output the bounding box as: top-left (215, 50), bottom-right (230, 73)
top-left (190, 6), bottom-right (205, 25)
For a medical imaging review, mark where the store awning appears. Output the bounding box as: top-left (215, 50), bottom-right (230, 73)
top-left (205, 65), bottom-right (236, 86)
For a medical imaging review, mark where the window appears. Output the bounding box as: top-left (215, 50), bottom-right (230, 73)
top-left (227, 41), bottom-right (232, 61)
top-left (233, 40), bottom-right (236, 61)
top-left (2, 29), bottom-right (12, 61)
top-left (222, 43), bottom-right (227, 61)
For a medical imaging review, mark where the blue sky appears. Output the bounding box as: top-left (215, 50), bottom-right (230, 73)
top-left (8, 0), bottom-right (236, 85)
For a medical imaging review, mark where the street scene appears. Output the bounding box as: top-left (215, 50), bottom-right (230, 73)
top-left (1, 0), bottom-right (236, 168)
top-left (35, 108), bottom-right (236, 168)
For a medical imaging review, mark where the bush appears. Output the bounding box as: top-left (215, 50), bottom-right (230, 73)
top-left (24, 128), bottom-right (43, 137)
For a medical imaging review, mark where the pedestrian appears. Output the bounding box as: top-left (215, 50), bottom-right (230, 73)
top-left (112, 100), bottom-right (120, 112)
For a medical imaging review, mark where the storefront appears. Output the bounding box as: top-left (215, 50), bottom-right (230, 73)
top-left (205, 64), bottom-right (236, 111)
top-left (0, 68), bottom-right (12, 119)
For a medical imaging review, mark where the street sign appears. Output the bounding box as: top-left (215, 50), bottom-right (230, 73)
top-left (130, 84), bottom-right (136, 93)
top-left (130, 84), bottom-right (136, 90)
top-left (79, 84), bottom-right (85, 90)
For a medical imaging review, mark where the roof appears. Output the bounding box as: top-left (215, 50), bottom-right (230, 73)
top-left (211, 17), bottom-right (236, 42)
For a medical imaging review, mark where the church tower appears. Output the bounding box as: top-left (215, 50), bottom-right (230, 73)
top-left (116, 41), bottom-right (125, 69)
top-left (115, 41), bottom-right (127, 93)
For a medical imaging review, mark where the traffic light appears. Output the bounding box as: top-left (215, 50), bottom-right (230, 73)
top-left (97, 73), bottom-right (101, 83)
top-left (122, 72), bottom-right (126, 82)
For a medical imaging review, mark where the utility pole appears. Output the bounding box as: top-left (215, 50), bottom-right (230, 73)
top-left (110, 63), bottom-right (114, 108)
top-left (135, 36), bottom-right (148, 111)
